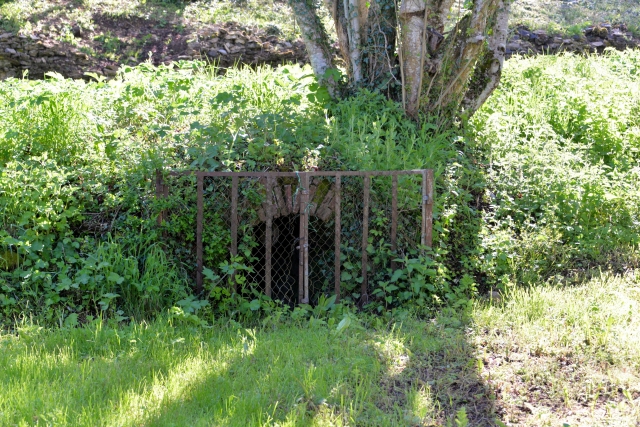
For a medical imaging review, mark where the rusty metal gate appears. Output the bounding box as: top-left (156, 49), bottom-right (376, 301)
top-left (156, 170), bottom-right (433, 305)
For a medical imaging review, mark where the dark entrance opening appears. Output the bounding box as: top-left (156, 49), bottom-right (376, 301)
top-left (252, 215), bottom-right (300, 305)
top-left (250, 214), bottom-right (337, 305)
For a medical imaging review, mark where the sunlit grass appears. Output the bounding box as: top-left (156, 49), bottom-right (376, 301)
top-left (473, 272), bottom-right (640, 426)
top-left (2, 317), bottom-right (443, 426)
top-left (2, 271), bottom-right (639, 426)
top-left (0, 321), bottom-right (380, 426)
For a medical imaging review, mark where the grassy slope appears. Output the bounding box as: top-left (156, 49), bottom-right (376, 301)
top-left (1, 271), bottom-right (638, 426)
top-left (0, 0), bottom-right (300, 39)
top-left (470, 50), bottom-right (640, 284)
top-left (1, 0), bottom-right (639, 42)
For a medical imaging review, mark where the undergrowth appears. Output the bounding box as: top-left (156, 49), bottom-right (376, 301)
top-left (471, 49), bottom-right (640, 287)
top-left (1, 49), bottom-right (639, 327)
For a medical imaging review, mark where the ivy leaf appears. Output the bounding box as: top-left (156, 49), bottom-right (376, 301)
top-left (390, 269), bottom-right (404, 283)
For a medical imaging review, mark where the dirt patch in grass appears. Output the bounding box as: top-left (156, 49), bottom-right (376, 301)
top-left (475, 334), bottom-right (638, 425)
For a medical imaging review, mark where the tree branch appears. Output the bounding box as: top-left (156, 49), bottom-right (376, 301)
top-left (399, 0), bottom-right (426, 116)
top-left (462, 0), bottom-right (510, 115)
top-left (346, 0), bottom-right (364, 83)
top-left (322, 0), bottom-right (354, 80)
top-left (431, 0), bottom-right (501, 111)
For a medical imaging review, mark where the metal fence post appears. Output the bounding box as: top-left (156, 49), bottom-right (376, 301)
top-left (361, 174), bottom-right (370, 305)
top-left (196, 172), bottom-right (204, 294)
top-left (422, 169), bottom-right (434, 248)
top-left (231, 175), bottom-right (238, 293)
top-left (265, 176), bottom-right (274, 298)
top-left (334, 175), bottom-right (341, 302)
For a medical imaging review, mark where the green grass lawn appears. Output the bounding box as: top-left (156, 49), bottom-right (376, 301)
top-left (2, 271), bottom-right (638, 426)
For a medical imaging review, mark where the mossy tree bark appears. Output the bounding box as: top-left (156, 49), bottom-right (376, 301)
top-left (288, 0), bottom-right (511, 118)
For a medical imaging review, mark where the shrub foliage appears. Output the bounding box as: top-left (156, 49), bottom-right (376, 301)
top-left (1, 50), bottom-right (639, 325)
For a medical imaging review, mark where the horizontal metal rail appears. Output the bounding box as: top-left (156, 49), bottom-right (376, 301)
top-left (167, 170), bottom-right (429, 177)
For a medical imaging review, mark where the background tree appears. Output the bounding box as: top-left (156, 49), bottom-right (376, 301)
top-left (289, 0), bottom-right (511, 118)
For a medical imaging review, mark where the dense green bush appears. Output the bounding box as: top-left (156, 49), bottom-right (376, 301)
top-left (471, 49), bottom-right (640, 286)
top-left (1, 50), bottom-right (639, 326)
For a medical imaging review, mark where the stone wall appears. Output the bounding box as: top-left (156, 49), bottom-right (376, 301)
top-left (0, 23), bottom-right (308, 81)
top-left (0, 32), bottom-right (93, 80)
top-left (185, 24), bottom-right (307, 69)
top-left (506, 25), bottom-right (638, 57)
top-left (0, 22), bottom-right (638, 82)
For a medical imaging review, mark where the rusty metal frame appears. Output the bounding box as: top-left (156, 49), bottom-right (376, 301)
top-left (156, 169), bottom-right (434, 302)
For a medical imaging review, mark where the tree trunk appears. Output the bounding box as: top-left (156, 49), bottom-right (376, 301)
top-left (289, 0), bottom-right (511, 118)
top-left (289, 0), bottom-right (337, 91)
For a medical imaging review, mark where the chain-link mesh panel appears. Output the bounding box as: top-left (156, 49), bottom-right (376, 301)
top-left (271, 177), bottom-right (302, 305)
top-left (235, 177), bottom-right (303, 304)
top-left (269, 215), bottom-right (300, 304)
top-left (237, 176), bottom-right (266, 297)
top-left (202, 176), bottom-right (232, 273)
top-left (337, 175), bottom-right (365, 303)
top-left (395, 174), bottom-right (423, 256)
top-left (305, 176), bottom-right (337, 304)
top-left (369, 175), bottom-right (394, 274)
top-left (156, 173), bottom-right (199, 281)
top-left (157, 171), bottom-right (429, 307)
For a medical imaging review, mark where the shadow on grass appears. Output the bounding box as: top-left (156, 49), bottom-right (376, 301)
top-left (132, 319), bottom-right (502, 426)
top-left (373, 318), bottom-right (501, 427)
top-left (0, 322), bottom-right (240, 426)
